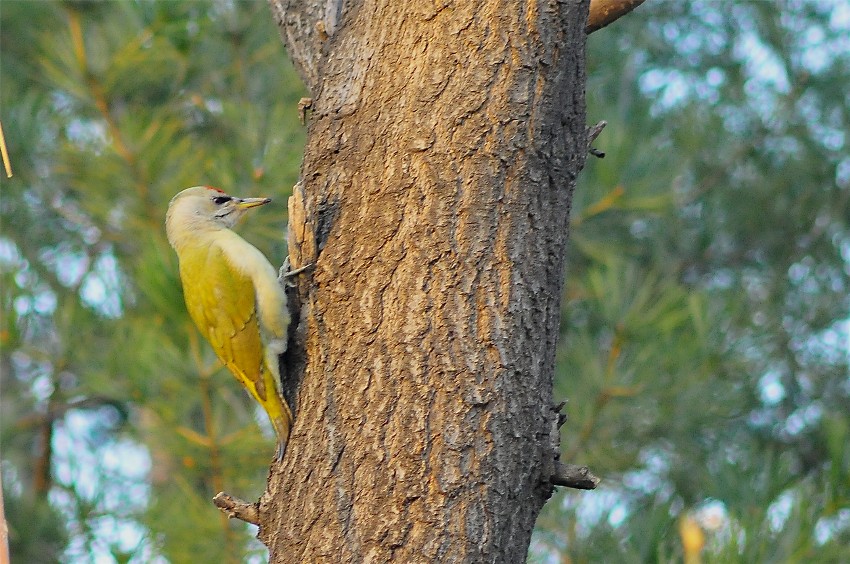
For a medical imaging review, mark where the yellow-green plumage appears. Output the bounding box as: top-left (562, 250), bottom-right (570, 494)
top-left (166, 186), bottom-right (292, 458)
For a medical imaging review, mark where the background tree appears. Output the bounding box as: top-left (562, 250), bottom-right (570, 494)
top-left (1, 0), bottom-right (848, 562)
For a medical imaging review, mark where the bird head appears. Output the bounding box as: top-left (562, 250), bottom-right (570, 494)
top-left (166, 186), bottom-right (271, 249)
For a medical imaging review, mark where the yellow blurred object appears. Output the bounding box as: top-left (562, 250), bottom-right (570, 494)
top-left (0, 119), bottom-right (12, 177)
top-left (166, 186), bottom-right (292, 458)
top-left (679, 513), bottom-right (705, 564)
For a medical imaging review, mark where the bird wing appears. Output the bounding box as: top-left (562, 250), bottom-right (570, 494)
top-left (179, 238), bottom-right (292, 453)
top-left (181, 243), bottom-right (266, 399)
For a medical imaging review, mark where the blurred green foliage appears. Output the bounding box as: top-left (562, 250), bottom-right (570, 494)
top-left (1, 0), bottom-right (848, 563)
top-left (1, 1), bottom-right (306, 561)
top-left (536, 1), bottom-right (850, 562)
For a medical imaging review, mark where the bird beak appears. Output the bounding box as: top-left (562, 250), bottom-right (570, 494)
top-left (235, 197), bottom-right (271, 209)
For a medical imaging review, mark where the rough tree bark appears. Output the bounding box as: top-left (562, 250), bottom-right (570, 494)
top-left (258, 0), bottom-right (592, 561)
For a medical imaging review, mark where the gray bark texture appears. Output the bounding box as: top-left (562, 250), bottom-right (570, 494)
top-left (262, 1), bottom-right (589, 561)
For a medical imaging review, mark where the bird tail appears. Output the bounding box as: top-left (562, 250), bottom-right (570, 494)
top-left (269, 407), bottom-right (292, 461)
top-left (255, 356), bottom-right (293, 461)
top-left (226, 351), bottom-right (293, 460)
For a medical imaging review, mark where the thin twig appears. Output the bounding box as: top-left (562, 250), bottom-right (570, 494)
top-left (0, 121), bottom-right (12, 178)
top-left (587, 120), bottom-right (607, 158)
top-left (0, 471), bottom-right (10, 564)
top-left (213, 492), bottom-right (260, 525)
top-left (298, 97), bottom-right (313, 125)
top-left (552, 401), bottom-right (568, 429)
top-left (551, 462), bottom-right (601, 490)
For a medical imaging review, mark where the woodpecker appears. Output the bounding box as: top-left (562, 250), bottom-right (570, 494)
top-left (166, 186), bottom-right (292, 458)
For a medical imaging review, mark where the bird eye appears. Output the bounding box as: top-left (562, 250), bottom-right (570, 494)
top-left (212, 196), bottom-right (232, 205)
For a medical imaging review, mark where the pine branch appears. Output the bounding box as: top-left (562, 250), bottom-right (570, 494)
top-left (65, 7), bottom-right (150, 203)
top-left (15, 396), bottom-right (126, 430)
top-left (551, 462), bottom-right (601, 490)
top-left (587, 0), bottom-right (647, 34)
top-left (213, 492), bottom-right (260, 526)
top-left (197, 370), bottom-right (238, 554)
top-left (549, 403), bottom-right (599, 489)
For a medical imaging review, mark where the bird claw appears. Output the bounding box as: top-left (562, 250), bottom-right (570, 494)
top-left (279, 257), bottom-right (314, 287)
top-left (278, 257), bottom-right (290, 284)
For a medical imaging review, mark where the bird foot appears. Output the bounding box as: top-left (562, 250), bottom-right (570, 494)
top-left (279, 257), bottom-right (314, 287)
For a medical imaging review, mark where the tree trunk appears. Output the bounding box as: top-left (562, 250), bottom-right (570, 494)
top-left (262, 1), bottom-right (588, 560)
